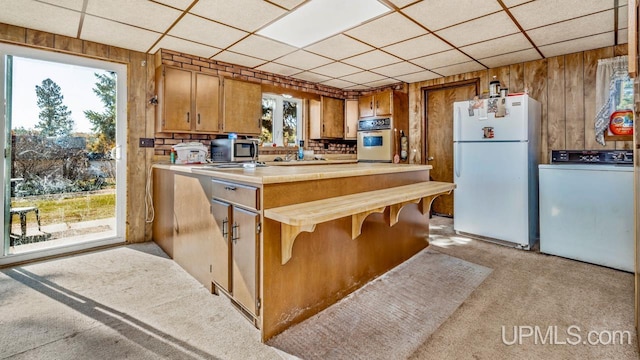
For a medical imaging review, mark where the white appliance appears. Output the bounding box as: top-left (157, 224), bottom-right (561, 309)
top-left (453, 95), bottom-right (541, 249)
top-left (357, 118), bottom-right (392, 162)
top-left (539, 159), bottom-right (633, 272)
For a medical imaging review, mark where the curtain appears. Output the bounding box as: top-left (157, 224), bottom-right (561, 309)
top-left (594, 56), bottom-right (629, 145)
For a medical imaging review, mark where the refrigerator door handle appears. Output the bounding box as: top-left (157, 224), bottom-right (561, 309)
top-left (454, 106), bottom-right (461, 178)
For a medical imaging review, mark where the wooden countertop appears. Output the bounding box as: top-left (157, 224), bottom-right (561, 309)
top-left (265, 159), bottom-right (357, 166)
top-left (154, 162), bottom-right (432, 185)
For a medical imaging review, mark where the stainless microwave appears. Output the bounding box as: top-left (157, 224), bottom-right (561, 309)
top-left (210, 139), bottom-right (259, 162)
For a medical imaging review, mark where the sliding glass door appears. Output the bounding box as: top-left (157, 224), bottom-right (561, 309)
top-left (0, 44), bottom-right (127, 264)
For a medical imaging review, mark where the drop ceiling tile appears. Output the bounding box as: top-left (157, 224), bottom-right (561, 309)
top-left (371, 61), bottom-right (424, 77)
top-left (511, 0), bottom-right (614, 30)
top-left (228, 35), bottom-right (296, 61)
top-left (170, 14), bottom-right (249, 49)
top-left (432, 61), bottom-right (485, 76)
top-left (292, 71), bottom-right (331, 83)
top-left (618, 29), bottom-right (628, 44)
top-left (460, 33), bottom-right (531, 59)
top-left (343, 50), bottom-right (402, 70)
top-left (311, 62), bottom-right (362, 77)
top-left (304, 34), bottom-right (374, 60)
top-left (382, 34), bottom-right (453, 60)
top-left (365, 78), bottom-right (402, 88)
top-left (387, 0), bottom-right (420, 9)
top-left (81, 15), bottom-right (160, 52)
top-left (321, 79), bottom-right (357, 89)
top-left (538, 32), bottom-right (614, 57)
top-left (346, 84), bottom-right (371, 90)
top-left (86, 0), bottom-right (182, 33)
top-left (410, 50), bottom-right (471, 70)
top-left (501, 0), bottom-right (531, 7)
top-left (479, 48), bottom-right (541, 68)
top-left (403, 0), bottom-right (502, 31)
top-left (191, 0), bottom-right (286, 32)
top-left (341, 71), bottom-right (386, 84)
top-left (150, 36), bottom-right (221, 58)
top-left (274, 50), bottom-right (333, 70)
top-left (345, 12), bottom-right (426, 48)
top-left (618, 5), bottom-right (628, 28)
top-left (435, 11), bottom-right (519, 47)
top-left (39, 0), bottom-right (84, 11)
top-left (394, 70), bottom-right (441, 83)
top-left (268, 0), bottom-right (306, 10)
top-left (0, 0), bottom-right (80, 37)
top-left (212, 51), bottom-right (266, 68)
top-left (527, 10), bottom-right (614, 46)
top-left (256, 62), bottom-right (303, 77)
top-left (152, 0), bottom-right (194, 10)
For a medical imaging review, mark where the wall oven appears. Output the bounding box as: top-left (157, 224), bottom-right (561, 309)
top-left (357, 118), bottom-right (392, 162)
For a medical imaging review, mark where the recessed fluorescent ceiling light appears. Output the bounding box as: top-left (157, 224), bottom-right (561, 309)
top-left (257, 0), bottom-right (390, 48)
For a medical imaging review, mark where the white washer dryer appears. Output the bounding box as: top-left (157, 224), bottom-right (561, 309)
top-left (539, 150), bottom-right (633, 272)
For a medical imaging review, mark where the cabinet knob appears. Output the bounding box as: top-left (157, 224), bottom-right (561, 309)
top-left (427, 156), bottom-right (434, 161)
top-left (197, 113), bottom-right (201, 124)
top-left (232, 222), bottom-right (239, 243)
top-left (224, 186), bottom-right (237, 191)
top-left (186, 112), bottom-right (190, 123)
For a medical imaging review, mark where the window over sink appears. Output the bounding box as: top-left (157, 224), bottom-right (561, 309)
top-left (261, 94), bottom-right (302, 147)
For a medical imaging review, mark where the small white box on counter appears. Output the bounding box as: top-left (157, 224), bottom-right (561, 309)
top-left (173, 142), bottom-right (207, 164)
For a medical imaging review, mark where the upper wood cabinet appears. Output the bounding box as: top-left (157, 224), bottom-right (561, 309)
top-left (344, 99), bottom-right (358, 140)
top-left (222, 78), bottom-right (262, 135)
top-left (358, 90), bottom-right (393, 118)
top-left (155, 66), bottom-right (220, 133)
top-left (309, 96), bottom-right (345, 139)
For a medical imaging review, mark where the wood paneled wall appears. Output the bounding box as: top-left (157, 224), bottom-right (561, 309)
top-left (408, 45), bottom-right (630, 164)
top-left (0, 23), bottom-right (155, 243)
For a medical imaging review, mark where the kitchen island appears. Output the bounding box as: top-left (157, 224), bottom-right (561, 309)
top-left (152, 163), bottom-right (454, 341)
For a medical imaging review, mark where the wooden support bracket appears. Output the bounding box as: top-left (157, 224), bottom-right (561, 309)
top-left (351, 206), bottom-right (386, 239)
top-left (418, 190), bottom-right (452, 215)
top-left (387, 199), bottom-right (421, 227)
top-left (281, 223), bottom-right (316, 265)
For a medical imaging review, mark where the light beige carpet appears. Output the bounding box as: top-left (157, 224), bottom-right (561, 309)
top-left (267, 248), bottom-right (492, 360)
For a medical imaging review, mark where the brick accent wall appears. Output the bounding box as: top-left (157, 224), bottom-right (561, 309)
top-left (154, 49), bottom-right (405, 156)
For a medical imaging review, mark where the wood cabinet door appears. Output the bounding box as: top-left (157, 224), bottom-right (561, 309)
top-left (321, 96), bottom-right (344, 138)
top-left (344, 99), bottom-right (358, 139)
top-left (374, 91), bottom-right (392, 116)
top-left (231, 207), bottom-right (259, 315)
top-left (163, 67), bottom-right (192, 132)
top-left (223, 78), bottom-right (262, 134)
top-left (211, 199), bottom-right (231, 293)
top-left (195, 72), bottom-right (220, 132)
top-left (173, 174), bottom-right (216, 292)
top-left (358, 94), bottom-right (374, 118)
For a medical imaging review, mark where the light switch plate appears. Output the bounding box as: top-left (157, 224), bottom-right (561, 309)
top-left (139, 138), bottom-right (155, 148)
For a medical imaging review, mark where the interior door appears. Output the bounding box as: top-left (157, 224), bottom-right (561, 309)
top-left (425, 82), bottom-right (477, 216)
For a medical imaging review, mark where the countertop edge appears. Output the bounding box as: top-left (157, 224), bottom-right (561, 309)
top-left (153, 163), bottom-right (433, 184)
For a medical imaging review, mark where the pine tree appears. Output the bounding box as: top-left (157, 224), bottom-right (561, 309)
top-left (35, 78), bottom-right (74, 136)
top-left (84, 72), bottom-right (116, 153)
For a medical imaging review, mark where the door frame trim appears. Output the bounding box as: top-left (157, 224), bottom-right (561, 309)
top-left (422, 79), bottom-right (480, 165)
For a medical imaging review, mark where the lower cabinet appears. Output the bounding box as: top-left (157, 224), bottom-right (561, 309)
top-left (153, 171), bottom-right (216, 292)
top-left (211, 179), bottom-right (261, 317)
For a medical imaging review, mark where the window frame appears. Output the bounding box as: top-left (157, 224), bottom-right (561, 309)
top-left (261, 93), bottom-right (303, 147)
top-left (0, 42), bottom-right (127, 264)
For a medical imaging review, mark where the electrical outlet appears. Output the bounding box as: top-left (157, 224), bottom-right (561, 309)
top-left (139, 138), bottom-right (155, 148)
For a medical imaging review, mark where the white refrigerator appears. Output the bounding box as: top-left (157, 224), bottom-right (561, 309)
top-left (453, 95), bottom-right (540, 249)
